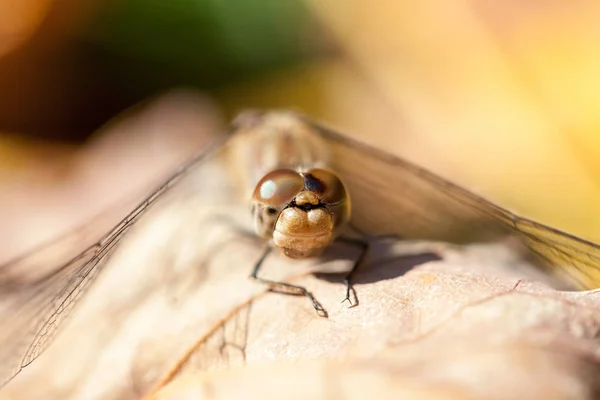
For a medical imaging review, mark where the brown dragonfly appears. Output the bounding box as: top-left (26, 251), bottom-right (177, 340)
top-left (1, 110), bottom-right (599, 395)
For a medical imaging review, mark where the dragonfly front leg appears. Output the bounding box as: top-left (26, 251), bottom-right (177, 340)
top-left (337, 237), bottom-right (370, 307)
top-left (250, 246), bottom-right (328, 317)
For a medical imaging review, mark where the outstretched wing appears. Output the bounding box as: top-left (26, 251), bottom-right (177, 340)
top-left (0, 134), bottom-right (230, 387)
top-left (307, 113), bottom-right (600, 289)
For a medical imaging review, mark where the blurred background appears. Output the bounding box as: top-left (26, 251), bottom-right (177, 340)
top-left (1, 0), bottom-right (600, 261)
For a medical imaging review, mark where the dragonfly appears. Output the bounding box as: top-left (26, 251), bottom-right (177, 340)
top-left (1, 110), bottom-right (600, 395)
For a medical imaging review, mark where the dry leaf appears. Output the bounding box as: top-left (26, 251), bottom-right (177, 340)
top-left (1, 110), bottom-right (599, 400)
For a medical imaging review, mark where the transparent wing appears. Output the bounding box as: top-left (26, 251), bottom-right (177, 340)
top-left (306, 113), bottom-right (600, 289)
top-left (0, 134), bottom-right (230, 387)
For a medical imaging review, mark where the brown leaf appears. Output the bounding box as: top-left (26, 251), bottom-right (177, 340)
top-left (146, 239), bottom-right (600, 400)
top-left (2, 111), bottom-right (600, 400)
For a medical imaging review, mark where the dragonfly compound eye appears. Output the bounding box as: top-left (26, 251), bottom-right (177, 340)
top-left (303, 168), bottom-right (348, 205)
top-left (302, 168), bottom-right (351, 232)
top-left (252, 169), bottom-right (304, 206)
top-left (251, 169), bottom-right (305, 238)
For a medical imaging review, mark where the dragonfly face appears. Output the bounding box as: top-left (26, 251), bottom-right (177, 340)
top-left (251, 168), bottom-right (350, 258)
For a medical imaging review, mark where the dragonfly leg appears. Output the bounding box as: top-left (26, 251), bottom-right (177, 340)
top-left (337, 237), bottom-right (370, 307)
top-left (250, 246), bottom-right (327, 317)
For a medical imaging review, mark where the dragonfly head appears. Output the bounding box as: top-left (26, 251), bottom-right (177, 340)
top-left (251, 168), bottom-right (350, 258)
